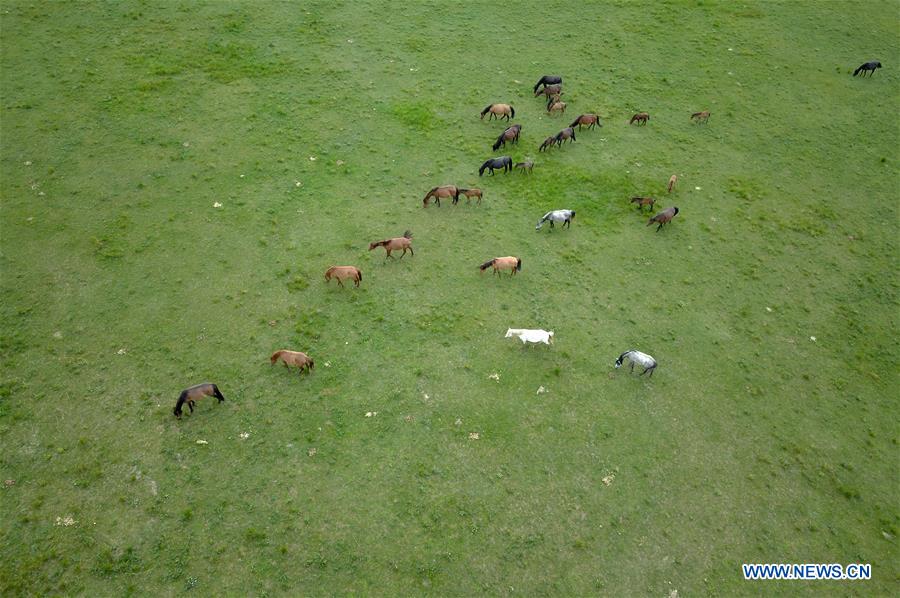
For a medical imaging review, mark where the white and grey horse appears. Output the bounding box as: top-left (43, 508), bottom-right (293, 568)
top-left (615, 350), bottom-right (657, 377)
top-left (535, 209), bottom-right (575, 231)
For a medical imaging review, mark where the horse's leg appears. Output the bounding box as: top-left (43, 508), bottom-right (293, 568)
top-left (629, 362), bottom-right (634, 373)
top-left (337, 278), bottom-right (344, 288)
top-left (188, 400), bottom-right (195, 413)
top-left (656, 222), bottom-right (663, 232)
top-left (648, 367), bottom-right (654, 378)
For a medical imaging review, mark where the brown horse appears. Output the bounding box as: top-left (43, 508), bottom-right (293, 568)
top-left (570, 114), bottom-right (601, 130)
top-left (173, 383), bottom-right (225, 418)
top-left (534, 83), bottom-right (562, 98)
top-left (690, 110), bottom-right (710, 124)
top-left (647, 207), bottom-right (679, 231)
top-left (458, 188), bottom-right (483, 204)
top-left (515, 160), bottom-right (534, 174)
top-left (480, 103), bottom-right (515, 121)
top-left (554, 127), bottom-right (576, 145)
top-left (492, 124), bottom-right (522, 151)
top-left (423, 185), bottom-right (459, 207)
top-left (547, 99), bottom-right (567, 115)
top-left (479, 256), bottom-right (522, 276)
top-left (629, 112), bottom-right (650, 125)
top-left (630, 196), bottom-right (655, 211)
top-left (539, 136), bottom-right (556, 152)
top-left (270, 350), bottom-right (314, 374)
top-left (369, 231), bottom-right (413, 259)
top-left (325, 266), bottom-right (362, 288)
top-left (667, 175), bottom-right (677, 193)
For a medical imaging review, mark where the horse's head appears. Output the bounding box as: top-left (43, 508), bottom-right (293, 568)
top-left (505, 329), bottom-right (514, 338)
top-left (368, 242), bottom-right (378, 251)
top-left (173, 405), bottom-right (182, 417)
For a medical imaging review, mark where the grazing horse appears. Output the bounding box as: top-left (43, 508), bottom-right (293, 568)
top-left (505, 328), bottom-right (554, 345)
top-left (515, 160), bottom-right (534, 174)
top-left (539, 136), bottom-right (556, 152)
top-left (630, 196), bottom-right (655, 211)
top-left (615, 350), bottom-right (657, 377)
top-left (570, 114), bottom-right (601, 130)
top-left (647, 207), bottom-right (679, 231)
top-left (479, 256), bottom-right (521, 276)
top-left (629, 112), bottom-right (650, 125)
top-left (533, 75), bottom-right (562, 92)
top-left (324, 265), bottom-right (362, 287)
top-left (369, 230), bottom-right (413, 259)
top-left (536, 209), bottom-right (575, 231)
top-left (479, 156), bottom-right (512, 176)
top-left (667, 174), bottom-right (677, 193)
top-left (554, 127), bottom-right (576, 146)
top-left (853, 61), bottom-right (881, 76)
top-left (173, 383), bottom-right (225, 418)
top-left (458, 188), bottom-right (483, 204)
top-left (534, 83), bottom-right (562, 98)
top-left (547, 99), bottom-right (567, 115)
top-left (690, 110), bottom-right (710, 124)
top-left (480, 103), bottom-right (515, 121)
top-left (423, 185), bottom-right (459, 207)
top-left (492, 124), bottom-right (522, 151)
top-left (270, 349), bottom-right (314, 375)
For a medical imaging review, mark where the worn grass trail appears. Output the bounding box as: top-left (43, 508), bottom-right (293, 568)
top-left (1, 1), bottom-right (898, 595)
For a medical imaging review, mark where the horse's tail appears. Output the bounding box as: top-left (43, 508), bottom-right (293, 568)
top-left (480, 104), bottom-right (492, 117)
top-left (308, 359), bottom-right (314, 370)
top-left (510, 106), bottom-right (515, 118)
top-left (479, 259), bottom-right (494, 271)
top-left (270, 350), bottom-right (282, 364)
top-left (212, 384), bottom-right (225, 402)
top-left (356, 269), bottom-right (362, 282)
top-left (516, 258), bottom-right (522, 271)
top-left (403, 230), bottom-right (412, 239)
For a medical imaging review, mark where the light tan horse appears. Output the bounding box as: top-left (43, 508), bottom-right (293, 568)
top-left (667, 175), bottom-right (677, 193)
top-left (270, 350), bottom-right (314, 374)
top-left (547, 99), bottom-right (567, 115)
top-left (479, 256), bottom-right (522, 276)
top-left (480, 103), bottom-right (515, 121)
top-left (458, 188), bottom-right (483, 205)
top-left (325, 266), bottom-right (362, 288)
top-left (369, 231), bottom-right (413, 259)
top-left (690, 110), bottom-right (710, 124)
top-left (423, 185), bottom-right (459, 207)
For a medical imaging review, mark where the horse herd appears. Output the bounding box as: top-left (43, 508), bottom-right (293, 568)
top-left (174, 61), bottom-right (882, 417)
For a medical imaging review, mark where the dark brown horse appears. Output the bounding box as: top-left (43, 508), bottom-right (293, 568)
top-left (369, 231), bottom-right (413, 259)
top-left (570, 114), bottom-right (602, 130)
top-left (174, 383), bottom-right (225, 418)
top-left (534, 83), bottom-right (562, 98)
top-left (647, 207), bottom-right (679, 232)
top-left (629, 112), bottom-right (650, 125)
top-left (493, 124), bottom-right (522, 151)
top-left (554, 127), bottom-right (576, 145)
top-left (539, 136), bottom-right (556, 152)
top-left (533, 75), bottom-right (562, 92)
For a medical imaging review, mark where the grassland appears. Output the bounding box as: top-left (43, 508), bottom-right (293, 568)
top-left (1, 1), bottom-right (898, 595)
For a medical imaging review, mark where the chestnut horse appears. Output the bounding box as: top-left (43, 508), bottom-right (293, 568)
top-left (690, 110), bottom-right (710, 124)
top-left (479, 256), bottom-right (521, 276)
top-left (493, 124), bottom-right (522, 151)
top-left (173, 383), bottom-right (225, 418)
top-left (270, 350), bottom-right (314, 374)
top-left (629, 112), bottom-right (650, 125)
top-left (325, 266), bottom-right (362, 287)
top-left (369, 231), bottom-right (413, 259)
top-left (423, 185), bottom-right (459, 207)
top-left (630, 196), bottom-right (655, 211)
top-left (570, 114), bottom-right (601, 130)
top-left (458, 188), bottom-right (483, 204)
top-left (480, 103), bottom-right (515, 121)
top-left (534, 83), bottom-right (562, 98)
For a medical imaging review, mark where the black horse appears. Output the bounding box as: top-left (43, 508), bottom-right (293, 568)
top-left (853, 61), bottom-right (882, 77)
top-left (492, 124), bottom-right (522, 151)
top-left (533, 75), bottom-right (562, 93)
top-left (479, 156), bottom-right (513, 176)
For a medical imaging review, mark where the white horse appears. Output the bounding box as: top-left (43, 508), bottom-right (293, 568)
top-left (505, 328), bottom-right (554, 345)
top-left (535, 209), bottom-right (575, 231)
top-left (615, 350), bottom-right (657, 377)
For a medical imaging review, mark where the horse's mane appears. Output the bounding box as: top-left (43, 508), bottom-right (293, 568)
top-left (270, 350), bottom-right (284, 363)
top-left (480, 104), bottom-right (492, 115)
top-left (479, 259), bottom-right (495, 270)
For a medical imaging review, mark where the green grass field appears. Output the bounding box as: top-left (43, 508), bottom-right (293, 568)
top-left (2, 1), bottom-right (898, 594)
